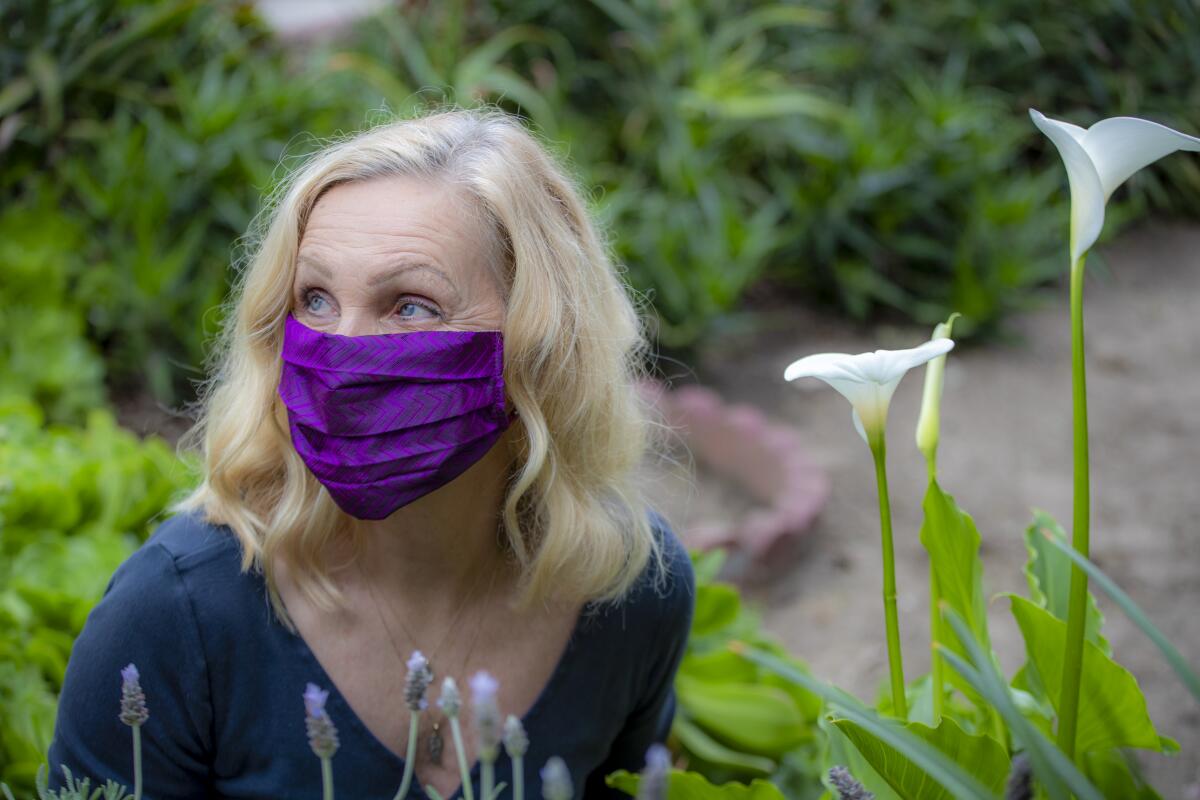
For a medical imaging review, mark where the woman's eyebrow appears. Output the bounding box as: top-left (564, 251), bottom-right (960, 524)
top-left (298, 253), bottom-right (462, 301)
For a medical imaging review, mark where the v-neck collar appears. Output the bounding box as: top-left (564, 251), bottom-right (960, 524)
top-left (272, 580), bottom-right (593, 800)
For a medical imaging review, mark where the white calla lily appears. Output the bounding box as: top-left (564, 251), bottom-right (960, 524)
top-left (783, 338), bottom-right (955, 447)
top-left (783, 336), bottom-right (953, 719)
top-left (1029, 108), bottom-right (1200, 265)
top-left (1032, 107), bottom-right (1200, 758)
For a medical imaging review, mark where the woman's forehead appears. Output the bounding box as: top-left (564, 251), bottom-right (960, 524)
top-left (298, 175), bottom-right (496, 288)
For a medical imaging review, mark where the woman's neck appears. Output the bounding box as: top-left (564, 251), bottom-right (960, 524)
top-left (336, 433), bottom-right (519, 625)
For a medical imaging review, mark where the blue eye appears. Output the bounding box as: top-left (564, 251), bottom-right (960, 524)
top-left (398, 299), bottom-right (440, 320)
top-left (304, 291), bottom-right (327, 313)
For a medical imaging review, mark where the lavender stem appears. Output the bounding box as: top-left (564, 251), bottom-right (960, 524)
top-left (450, 716), bottom-right (475, 800)
top-left (321, 756), bottom-right (334, 800)
top-left (393, 713), bottom-right (421, 800)
top-left (132, 725), bottom-right (143, 800)
top-left (482, 760), bottom-right (494, 800)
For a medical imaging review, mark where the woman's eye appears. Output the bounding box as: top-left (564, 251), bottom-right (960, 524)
top-left (303, 290), bottom-right (327, 313)
top-left (398, 299), bottom-right (440, 320)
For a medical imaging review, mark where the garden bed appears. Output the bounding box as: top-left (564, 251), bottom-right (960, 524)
top-left (653, 220), bottom-right (1200, 797)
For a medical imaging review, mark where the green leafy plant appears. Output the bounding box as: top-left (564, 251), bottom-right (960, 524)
top-left (666, 549), bottom-right (825, 797)
top-left (2, 0), bottom-right (366, 406)
top-left (0, 188), bottom-right (106, 425)
top-left (0, 400), bottom-right (196, 793)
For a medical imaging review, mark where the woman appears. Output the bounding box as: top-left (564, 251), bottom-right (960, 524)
top-left (46, 105), bottom-right (695, 799)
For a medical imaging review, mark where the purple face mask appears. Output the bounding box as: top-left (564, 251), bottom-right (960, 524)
top-left (277, 312), bottom-right (513, 520)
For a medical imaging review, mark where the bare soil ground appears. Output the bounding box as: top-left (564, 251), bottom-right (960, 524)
top-left (653, 220), bottom-right (1200, 795)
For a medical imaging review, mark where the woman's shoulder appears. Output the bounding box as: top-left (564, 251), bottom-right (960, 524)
top-left (87, 510), bottom-right (263, 660)
top-left (640, 508), bottom-right (696, 621)
top-left (46, 513), bottom-right (223, 795)
top-left (128, 510), bottom-right (259, 603)
top-left (582, 507), bottom-right (696, 641)
top-left (142, 508), bottom-right (244, 568)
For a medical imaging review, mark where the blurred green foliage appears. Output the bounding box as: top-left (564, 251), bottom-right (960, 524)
top-left (0, 185), bottom-right (106, 424)
top-left (0, 400), bottom-right (197, 791)
top-left (2, 0), bottom-right (361, 407)
top-left (4, 0), bottom-right (1199, 403)
top-left (675, 549), bottom-right (827, 797)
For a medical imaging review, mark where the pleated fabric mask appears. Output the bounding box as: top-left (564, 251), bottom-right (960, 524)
top-left (277, 312), bottom-right (514, 520)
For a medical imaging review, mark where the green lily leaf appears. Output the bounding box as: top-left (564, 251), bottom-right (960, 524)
top-left (919, 478), bottom-right (999, 728)
top-left (690, 548), bottom-right (728, 584)
top-left (734, 643), bottom-right (996, 799)
top-left (680, 649), bottom-right (758, 684)
top-left (1035, 526), bottom-right (1200, 706)
top-left (691, 583), bottom-right (741, 638)
top-left (920, 481), bottom-right (988, 646)
top-left (605, 768), bottom-right (786, 799)
top-left (936, 615), bottom-right (1099, 800)
top-left (820, 715), bottom-right (901, 800)
top-left (1079, 749), bottom-right (1161, 799)
top-left (675, 674), bottom-right (809, 755)
top-left (1024, 510), bottom-right (1109, 654)
top-left (673, 716), bottom-right (777, 775)
top-left (1008, 595), bottom-right (1177, 754)
top-left (748, 640), bottom-right (823, 722)
top-left (834, 715), bottom-right (1009, 800)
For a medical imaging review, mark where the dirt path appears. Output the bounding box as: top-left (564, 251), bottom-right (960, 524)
top-left (661, 220), bottom-right (1200, 794)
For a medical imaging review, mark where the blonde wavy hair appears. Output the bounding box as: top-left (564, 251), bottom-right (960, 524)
top-left (169, 103), bottom-right (673, 634)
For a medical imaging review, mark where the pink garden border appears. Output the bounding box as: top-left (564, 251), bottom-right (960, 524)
top-left (637, 379), bottom-right (830, 566)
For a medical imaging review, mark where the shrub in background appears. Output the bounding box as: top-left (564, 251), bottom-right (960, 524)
top-left (1, 0), bottom-right (361, 406)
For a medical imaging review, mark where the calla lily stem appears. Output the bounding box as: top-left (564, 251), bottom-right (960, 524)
top-left (930, 570), bottom-right (945, 720)
top-left (1058, 254), bottom-right (1091, 759)
top-left (928, 459), bottom-right (945, 721)
top-left (871, 436), bottom-right (907, 719)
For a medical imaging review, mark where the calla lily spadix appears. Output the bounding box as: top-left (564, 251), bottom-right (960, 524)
top-left (916, 313), bottom-right (960, 473)
top-left (784, 338), bottom-right (955, 446)
top-left (1029, 108), bottom-right (1200, 265)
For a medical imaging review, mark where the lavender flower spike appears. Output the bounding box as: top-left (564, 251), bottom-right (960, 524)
top-left (394, 651), bottom-right (433, 800)
top-left (469, 670), bottom-right (502, 760)
top-left (119, 664), bottom-right (148, 800)
top-left (470, 671), bottom-right (503, 800)
top-left (828, 766), bottom-right (874, 800)
top-left (635, 744), bottom-right (670, 800)
top-left (305, 683), bottom-right (339, 800)
top-left (503, 715), bottom-right (529, 759)
top-left (540, 756), bottom-right (573, 800)
top-left (436, 678), bottom-right (475, 800)
top-left (504, 715), bottom-right (529, 800)
top-left (404, 650), bottom-right (433, 712)
top-left (437, 676), bottom-right (461, 718)
top-left (304, 683), bottom-right (340, 759)
top-left (119, 663), bottom-right (149, 727)
top-left (1004, 753), bottom-right (1034, 800)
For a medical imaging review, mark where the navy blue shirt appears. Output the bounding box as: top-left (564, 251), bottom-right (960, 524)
top-left (45, 508), bottom-right (695, 799)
